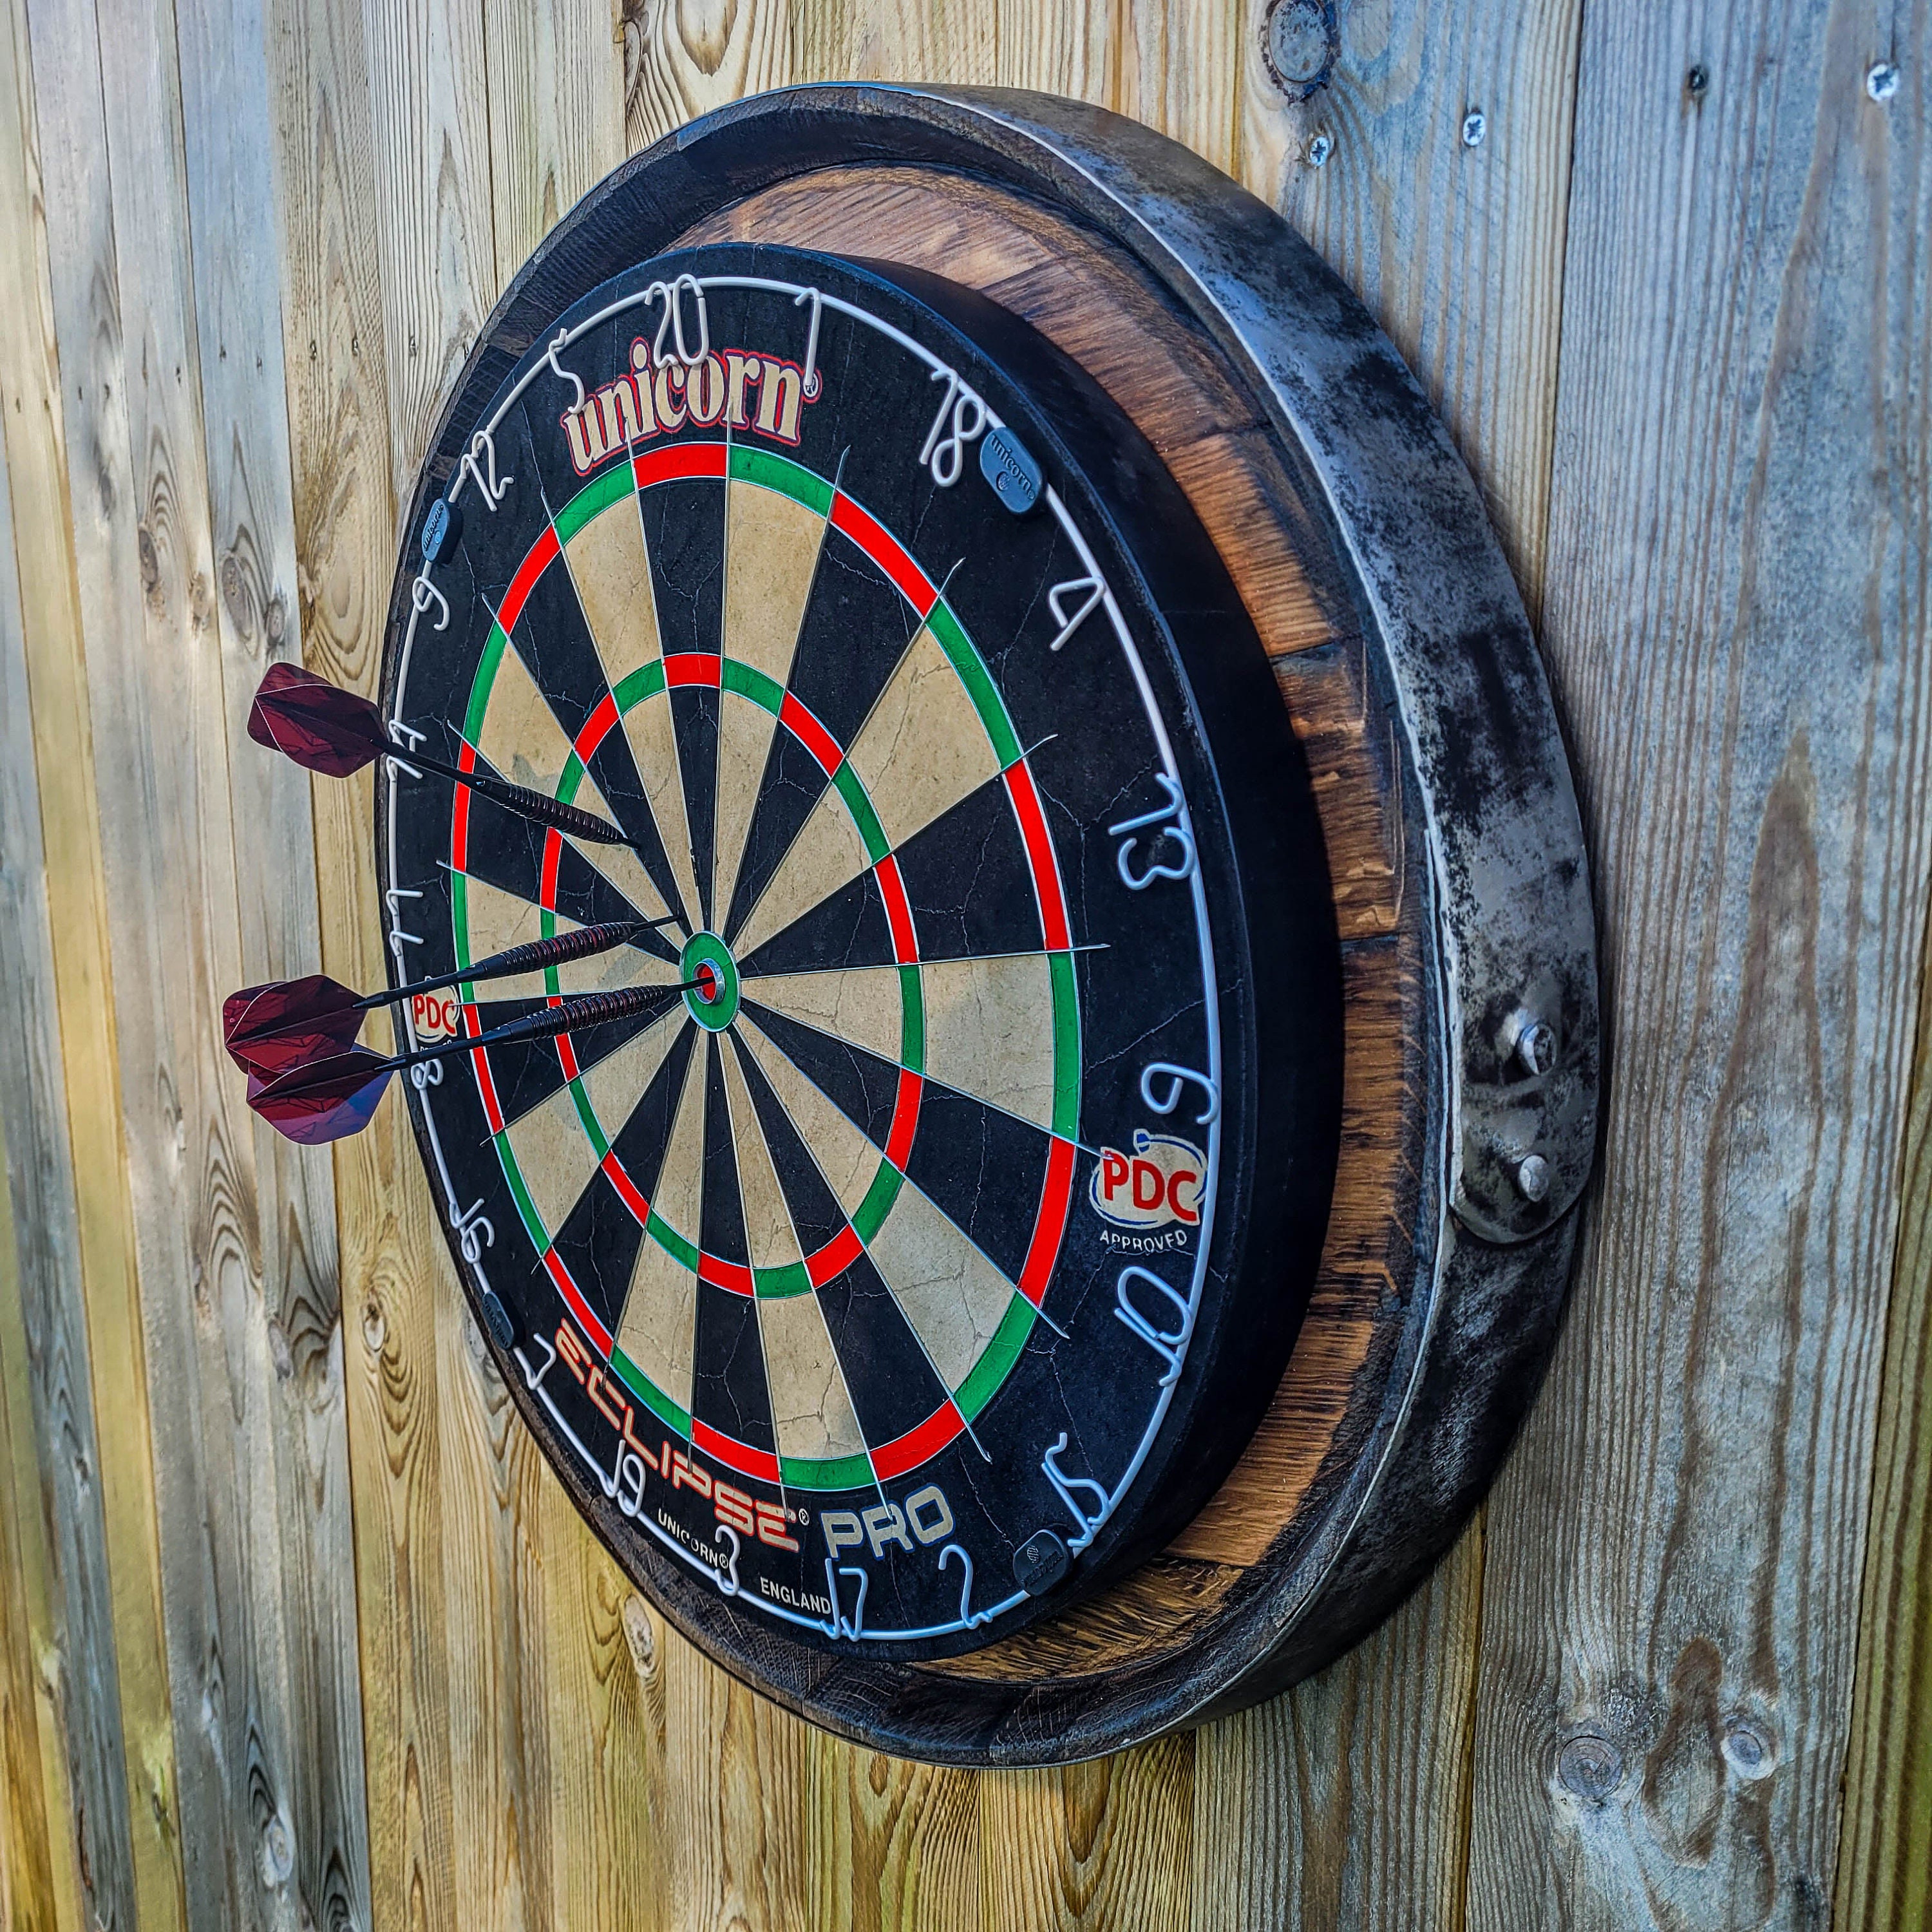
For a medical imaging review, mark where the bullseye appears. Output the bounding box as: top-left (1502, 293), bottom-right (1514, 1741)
top-left (677, 931), bottom-right (739, 1032)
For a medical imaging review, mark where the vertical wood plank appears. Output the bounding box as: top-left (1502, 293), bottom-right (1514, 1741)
top-left (261, 0), bottom-right (459, 1927)
top-left (810, 1743), bottom-right (980, 1932)
top-left (1191, 8), bottom-right (1584, 1926)
top-left (1468, 4), bottom-right (1932, 1924)
top-left (484, 0), bottom-right (625, 279)
top-left (0, 1170), bottom-right (63, 1932)
top-left (1193, 1534), bottom-right (1484, 1932)
top-left (981, 1735), bottom-right (1195, 1932)
top-left (1113, 0), bottom-right (1240, 176)
top-left (649, 1621), bottom-right (811, 1932)
top-left (0, 401), bottom-right (79, 1932)
top-left (788, 0), bottom-right (986, 98)
top-left (21, 0), bottom-right (375, 1921)
top-left (622, 0), bottom-right (793, 154)
top-left (0, 1), bottom-right (185, 1926)
top-left (1238, 0), bottom-right (1584, 604)
top-left (1836, 902), bottom-right (1932, 1930)
top-left (362, 0), bottom-right (496, 492)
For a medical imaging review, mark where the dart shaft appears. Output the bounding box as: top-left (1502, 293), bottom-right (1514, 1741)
top-left (408, 748), bottom-right (629, 845)
top-left (394, 980), bottom-right (699, 1071)
top-left (356, 918), bottom-right (673, 1010)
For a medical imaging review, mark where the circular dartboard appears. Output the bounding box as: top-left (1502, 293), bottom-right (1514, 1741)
top-left (381, 242), bottom-right (1340, 1657)
top-left (369, 87), bottom-right (1598, 1763)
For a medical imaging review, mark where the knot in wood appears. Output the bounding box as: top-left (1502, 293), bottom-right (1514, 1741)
top-left (1262, 0), bottom-right (1338, 101)
top-left (1556, 1732), bottom-right (1624, 1803)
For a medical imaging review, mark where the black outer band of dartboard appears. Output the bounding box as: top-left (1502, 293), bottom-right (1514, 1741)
top-left (375, 85), bottom-right (1596, 1765)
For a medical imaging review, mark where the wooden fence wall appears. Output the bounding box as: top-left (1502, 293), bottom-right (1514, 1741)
top-left (0, 1), bottom-right (1926, 1926)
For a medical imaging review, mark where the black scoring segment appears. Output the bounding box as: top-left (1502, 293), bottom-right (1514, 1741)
top-left (641, 475), bottom-right (725, 928)
top-left (690, 1281), bottom-right (779, 1459)
top-left (546, 1169), bottom-right (643, 1342)
top-left (730, 1037), bottom-right (849, 1256)
top-left (691, 1037), bottom-right (779, 1456)
top-left (607, 1022), bottom-right (701, 1212)
top-left (814, 1252), bottom-right (952, 1453)
top-left (696, 1036), bottom-right (748, 1269)
top-left (721, 726), bottom-right (837, 945)
top-left (887, 775), bottom-right (1045, 963)
top-left (901, 1086), bottom-right (1052, 1288)
top-left (782, 524), bottom-right (923, 750)
top-left (734, 867), bottom-right (895, 979)
top-left (737, 1003), bottom-right (902, 1152)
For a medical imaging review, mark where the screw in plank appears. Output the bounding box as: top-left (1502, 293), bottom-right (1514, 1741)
top-left (1686, 65), bottom-right (1709, 99)
top-left (1461, 108), bottom-right (1486, 148)
top-left (1516, 1153), bottom-right (1551, 1203)
top-left (1306, 131), bottom-right (1334, 168)
top-left (1556, 1733), bottom-right (1624, 1803)
top-left (1868, 62), bottom-right (1900, 102)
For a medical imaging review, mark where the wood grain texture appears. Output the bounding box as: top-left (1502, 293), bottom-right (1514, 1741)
top-left (0, 347), bottom-right (80, 1932)
top-left (622, 0), bottom-right (793, 154)
top-left (1239, 0), bottom-right (1582, 606)
top-left (0, 1), bottom-right (182, 1926)
top-left (485, 0), bottom-right (625, 282)
top-left (981, 1734), bottom-right (1195, 1932)
top-left (1191, 1526), bottom-right (1484, 1932)
top-left (809, 1735), bottom-right (980, 1932)
top-left (660, 1620), bottom-right (813, 1932)
top-left (788, 0), bottom-right (1239, 166)
top-left (1837, 897), bottom-right (1932, 1931)
top-left (50, 0), bottom-right (379, 1920)
top-left (361, 0), bottom-right (497, 502)
top-left (264, 0), bottom-right (459, 1927)
top-left (1467, 5), bottom-right (1932, 1926)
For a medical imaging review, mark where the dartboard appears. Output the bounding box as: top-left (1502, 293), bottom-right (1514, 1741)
top-left (379, 241), bottom-right (1340, 1655)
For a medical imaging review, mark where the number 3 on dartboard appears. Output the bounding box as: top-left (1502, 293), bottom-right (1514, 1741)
top-left (1108, 773), bottom-right (1197, 890)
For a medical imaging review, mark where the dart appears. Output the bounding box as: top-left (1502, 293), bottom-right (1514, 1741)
top-left (249, 663), bottom-right (631, 848)
top-left (222, 916), bottom-right (676, 1077)
top-left (246, 980), bottom-right (704, 1145)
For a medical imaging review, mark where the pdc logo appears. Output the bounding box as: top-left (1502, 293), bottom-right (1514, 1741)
top-left (1090, 1130), bottom-right (1205, 1231)
top-left (410, 991), bottom-right (461, 1043)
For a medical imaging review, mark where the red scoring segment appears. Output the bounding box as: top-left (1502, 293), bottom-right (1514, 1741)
top-left (451, 469), bottom-right (1081, 1491)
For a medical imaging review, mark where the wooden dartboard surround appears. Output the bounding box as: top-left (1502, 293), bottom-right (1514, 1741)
top-left (376, 86), bottom-right (1595, 1765)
